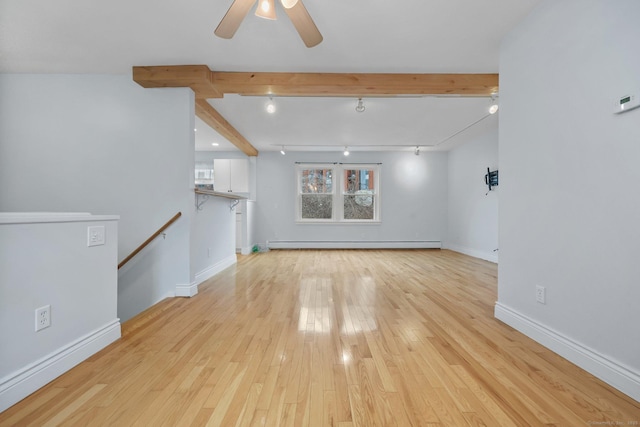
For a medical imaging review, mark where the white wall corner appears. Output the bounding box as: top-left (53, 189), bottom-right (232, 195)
top-left (444, 243), bottom-right (498, 263)
top-left (0, 320), bottom-right (121, 413)
top-left (494, 303), bottom-right (640, 403)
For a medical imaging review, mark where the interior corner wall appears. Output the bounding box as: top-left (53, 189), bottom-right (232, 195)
top-left (445, 123), bottom-right (499, 262)
top-left (254, 150), bottom-right (448, 247)
top-left (497, 0), bottom-right (640, 401)
top-left (0, 74), bottom-right (194, 322)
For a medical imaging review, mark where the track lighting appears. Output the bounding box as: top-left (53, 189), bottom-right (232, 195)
top-left (343, 146), bottom-right (350, 156)
top-left (414, 146), bottom-right (420, 156)
top-left (255, 0), bottom-right (277, 20)
top-left (280, 146), bottom-right (286, 155)
top-left (489, 93), bottom-right (499, 114)
top-left (355, 98), bottom-right (365, 113)
top-left (266, 96), bottom-right (276, 114)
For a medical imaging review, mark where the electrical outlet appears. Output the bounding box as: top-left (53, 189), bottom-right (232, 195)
top-left (35, 305), bottom-right (51, 331)
top-left (536, 286), bottom-right (546, 304)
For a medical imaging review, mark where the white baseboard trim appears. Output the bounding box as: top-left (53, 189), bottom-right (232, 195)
top-left (0, 319), bottom-right (121, 412)
top-left (267, 240), bottom-right (442, 250)
top-left (495, 302), bottom-right (640, 403)
top-left (176, 254), bottom-right (238, 297)
top-left (175, 283), bottom-right (198, 297)
top-left (444, 243), bottom-right (498, 263)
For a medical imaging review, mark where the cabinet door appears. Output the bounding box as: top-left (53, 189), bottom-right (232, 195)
top-left (229, 159), bottom-right (248, 193)
top-left (213, 159), bottom-right (231, 192)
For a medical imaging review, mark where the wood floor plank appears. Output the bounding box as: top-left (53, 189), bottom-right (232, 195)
top-left (2, 249), bottom-right (638, 426)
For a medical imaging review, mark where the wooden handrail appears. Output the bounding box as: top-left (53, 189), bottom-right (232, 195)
top-left (118, 212), bottom-right (182, 269)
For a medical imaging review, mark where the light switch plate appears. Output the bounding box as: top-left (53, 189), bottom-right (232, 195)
top-left (87, 225), bottom-right (105, 247)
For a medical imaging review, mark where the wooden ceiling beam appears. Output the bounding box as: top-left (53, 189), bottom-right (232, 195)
top-left (195, 99), bottom-right (259, 157)
top-left (211, 71), bottom-right (499, 97)
top-left (133, 65), bottom-right (499, 98)
top-left (133, 65), bottom-right (223, 99)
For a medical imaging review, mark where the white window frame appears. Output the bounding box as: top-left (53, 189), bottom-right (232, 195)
top-left (295, 163), bottom-right (381, 224)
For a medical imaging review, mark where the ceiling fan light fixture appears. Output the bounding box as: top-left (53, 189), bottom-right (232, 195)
top-left (280, 0), bottom-right (298, 9)
top-left (355, 98), bottom-right (365, 113)
top-left (216, 0), bottom-right (322, 47)
top-left (256, 0), bottom-right (277, 20)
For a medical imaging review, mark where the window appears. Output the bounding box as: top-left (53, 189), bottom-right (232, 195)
top-left (296, 163), bottom-right (380, 223)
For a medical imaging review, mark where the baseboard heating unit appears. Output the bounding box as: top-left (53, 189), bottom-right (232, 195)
top-left (266, 240), bottom-right (441, 249)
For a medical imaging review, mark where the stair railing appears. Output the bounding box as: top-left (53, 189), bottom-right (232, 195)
top-left (118, 212), bottom-right (182, 269)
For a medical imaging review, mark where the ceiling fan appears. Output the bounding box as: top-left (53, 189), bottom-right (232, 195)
top-left (215, 0), bottom-right (323, 48)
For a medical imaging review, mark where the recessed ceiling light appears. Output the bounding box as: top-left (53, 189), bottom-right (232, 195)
top-left (212, 142), bottom-right (219, 146)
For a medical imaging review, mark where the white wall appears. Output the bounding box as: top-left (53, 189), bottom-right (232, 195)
top-left (446, 123), bottom-right (499, 262)
top-left (189, 195), bottom-right (237, 291)
top-left (0, 74), bottom-right (236, 322)
top-left (254, 150), bottom-right (448, 248)
top-left (0, 213), bottom-right (120, 411)
top-left (497, 0), bottom-right (640, 401)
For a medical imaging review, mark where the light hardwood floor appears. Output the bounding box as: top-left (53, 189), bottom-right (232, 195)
top-left (1, 249), bottom-right (639, 426)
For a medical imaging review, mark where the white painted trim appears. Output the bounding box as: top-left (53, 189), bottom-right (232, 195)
top-left (194, 254), bottom-right (237, 284)
top-left (495, 303), bottom-right (640, 403)
top-left (177, 254), bottom-right (238, 297)
top-left (0, 320), bottom-right (121, 412)
top-left (0, 212), bottom-right (119, 224)
top-left (175, 283), bottom-right (198, 297)
top-left (267, 240), bottom-right (441, 249)
top-left (444, 243), bottom-right (498, 263)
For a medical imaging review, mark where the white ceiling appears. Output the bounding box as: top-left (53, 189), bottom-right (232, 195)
top-left (0, 0), bottom-right (542, 153)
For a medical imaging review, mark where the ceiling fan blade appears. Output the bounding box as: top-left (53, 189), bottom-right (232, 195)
top-left (281, 0), bottom-right (323, 48)
top-left (215, 0), bottom-right (257, 39)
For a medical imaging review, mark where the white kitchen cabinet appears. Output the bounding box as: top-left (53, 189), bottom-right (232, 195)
top-left (214, 159), bottom-right (248, 193)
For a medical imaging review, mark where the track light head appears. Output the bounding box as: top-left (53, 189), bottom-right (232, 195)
top-left (414, 146), bottom-right (420, 156)
top-left (343, 146), bottom-right (350, 156)
top-left (266, 96), bottom-right (276, 114)
top-left (489, 93), bottom-right (499, 114)
top-left (355, 98), bottom-right (365, 113)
